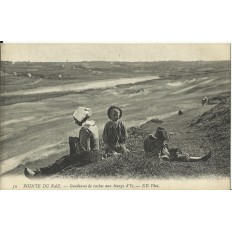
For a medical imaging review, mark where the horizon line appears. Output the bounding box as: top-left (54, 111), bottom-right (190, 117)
top-left (2, 60), bottom-right (230, 63)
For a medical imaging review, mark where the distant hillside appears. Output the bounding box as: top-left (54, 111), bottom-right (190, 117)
top-left (1, 60), bottom-right (230, 80)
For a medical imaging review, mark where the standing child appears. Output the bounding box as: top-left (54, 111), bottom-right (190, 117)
top-left (103, 106), bottom-right (130, 156)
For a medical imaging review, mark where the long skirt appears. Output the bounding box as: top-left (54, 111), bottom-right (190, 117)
top-left (39, 150), bottom-right (101, 175)
top-left (38, 136), bottom-right (101, 175)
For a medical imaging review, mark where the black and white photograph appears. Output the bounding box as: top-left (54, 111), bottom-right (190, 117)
top-left (0, 43), bottom-right (230, 190)
top-left (1, 1), bottom-right (232, 232)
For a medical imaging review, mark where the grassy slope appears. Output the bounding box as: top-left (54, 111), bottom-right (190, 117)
top-left (55, 95), bottom-right (230, 179)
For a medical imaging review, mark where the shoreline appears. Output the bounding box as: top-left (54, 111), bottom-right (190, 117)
top-left (2, 76), bottom-right (160, 97)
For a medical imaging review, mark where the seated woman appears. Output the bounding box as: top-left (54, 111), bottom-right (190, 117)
top-left (24, 107), bottom-right (101, 177)
top-left (144, 127), bottom-right (211, 162)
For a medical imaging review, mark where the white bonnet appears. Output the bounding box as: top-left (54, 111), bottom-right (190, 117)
top-left (73, 107), bottom-right (92, 122)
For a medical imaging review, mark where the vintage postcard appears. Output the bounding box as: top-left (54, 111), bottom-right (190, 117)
top-left (0, 43), bottom-right (230, 190)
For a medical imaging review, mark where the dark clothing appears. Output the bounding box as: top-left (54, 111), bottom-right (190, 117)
top-left (169, 148), bottom-right (190, 162)
top-left (39, 151), bottom-right (101, 175)
top-left (144, 136), bottom-right (189, 162)
top-left (38, 121), bottom-right (100, 175)
top-left (69, 135), bottom-right (101, 162)
top-left (103, 121), bottom-right (128, 154)
top-left (79, 150), bottom-right (101, 164)
top-left (69, 137), bottom-right (80, 156)
top-left (40, 155), bottom-right (80, 175)
top-left (144, 136), bottom-right (165, 156)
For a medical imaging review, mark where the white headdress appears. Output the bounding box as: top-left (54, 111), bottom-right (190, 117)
top-left (73, 107), bottom-right (92, 123)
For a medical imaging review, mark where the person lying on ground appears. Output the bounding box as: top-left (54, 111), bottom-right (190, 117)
top-left (24, 107), bottom-right (101, 177)
top-left (102, 106), bottom-right (130, 157)
top-left (144, 127), bottom-right (211, 162)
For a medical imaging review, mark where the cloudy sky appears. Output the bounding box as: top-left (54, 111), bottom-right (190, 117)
top-left (1, 43), bottom-right (230, 62)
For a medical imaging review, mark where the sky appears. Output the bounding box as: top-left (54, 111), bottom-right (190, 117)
top-left (1, 43), bottom-right (230, 62)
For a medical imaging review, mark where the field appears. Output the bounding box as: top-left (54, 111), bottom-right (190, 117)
top-left (0, 60), bottom-right (230, 178)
